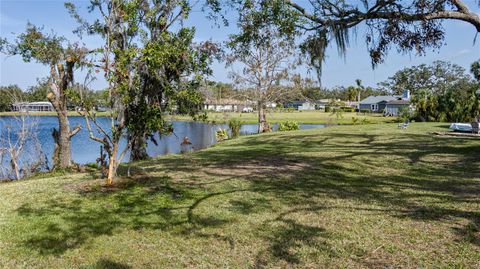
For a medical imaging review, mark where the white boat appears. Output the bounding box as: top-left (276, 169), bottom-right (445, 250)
top-left (449, 123), bottom-right (473, 132)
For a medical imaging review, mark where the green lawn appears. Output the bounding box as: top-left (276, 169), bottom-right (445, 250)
top-left (0, 110), bottom-right (394, 125)
top-left (172, 110), bottom-right (396, 124)
top-left (0, 123), bottom-right (479, 268)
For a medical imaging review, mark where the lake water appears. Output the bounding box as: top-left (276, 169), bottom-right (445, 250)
top-left (0, 116), bottom-right (324, 166)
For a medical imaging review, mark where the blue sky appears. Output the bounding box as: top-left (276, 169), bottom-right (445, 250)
top-left (1, 0), bottom-right (479, 91)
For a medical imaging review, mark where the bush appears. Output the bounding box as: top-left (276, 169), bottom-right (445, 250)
top-left (228, 118), bottom-right (242, 139)
top-left (397, 107), bottom-right (413, 123)
top-left (216, 129), bottom-right (228, 141)
top-left (324, 106), bottom-right (332, 113)
top-left (85, 163), bottom-right (99, 169)
top-left (340, 106), bottom-right (355, 112)
top-left (278, 121), bottom-right (300, 131)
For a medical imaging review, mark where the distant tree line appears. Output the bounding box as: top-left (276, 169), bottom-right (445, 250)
top-left (381, 60), bottom-right (480, 122)
top-left (201, 79), bottom-right (386, 104)
top-left (0, 81), bottom-right (49, 111)
top-left (0, 81), bottom-right (108, 112)
top-left (201, 59), bottom-right (480, 124)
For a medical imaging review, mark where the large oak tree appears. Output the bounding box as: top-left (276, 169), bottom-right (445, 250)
top-left (224, 0), bottom-right (480, 84)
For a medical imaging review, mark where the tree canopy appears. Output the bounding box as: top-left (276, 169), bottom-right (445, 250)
top-left (380, 60), bottom-right (480, 122)
top-left (220, 0), bottom-right (480, 84)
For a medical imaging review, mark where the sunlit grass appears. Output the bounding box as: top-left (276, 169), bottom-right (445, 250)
top-left (0, 110), bottom-right (396, 125)
top-left (0, 123), bottom-right (479, 268)
top-left (171, 110), bottom-right (396, 124)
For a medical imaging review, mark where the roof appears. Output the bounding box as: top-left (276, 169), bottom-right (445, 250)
top-left (12, 102), bottom-right (52, 106)
top-left (204, 98), bottom-right (251, 105)
top-left (287, 101), bottom-right (311, 105)
top-left (360, 95), bottom-right (401, 104)
top-left (288, 100), bottom-right (338, 105)
top-left (28, 102), bottom-right (53, 106)
top-left (386, 99), bottom-right (410, 105)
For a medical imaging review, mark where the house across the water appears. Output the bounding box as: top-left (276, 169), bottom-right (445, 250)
top-left (203, 99), bottom-right (253, 112)
top-left (384, 99), bottom-right (411, 116)
top-left (11, 102), bottom-right (54, 112)
top-left (285, 99), bottom-right (347, 111)
top-left (285, 101), bottom-right (316, 111)
top-left (359, 90), bottom-right (411, 115)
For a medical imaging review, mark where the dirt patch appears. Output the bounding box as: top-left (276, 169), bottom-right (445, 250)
top-left (63, 174), bottom-right (151, 194)
top-left (200, 156), bottom-right (313, 178)
top-left (420, 153), bottom-right (479, 170)
top-left (420, 153), bottom-right (464, 164)
top-left (432, 132), bottom-right (480, 139)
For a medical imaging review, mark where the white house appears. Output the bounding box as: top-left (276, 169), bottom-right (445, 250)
top-left (12, 102), bottom-right (54, 112)
top-left (203, 99), bottom-right (253, 112)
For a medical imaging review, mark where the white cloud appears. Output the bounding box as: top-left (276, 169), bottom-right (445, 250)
top-left (449, 49), bottom-right (471, 60)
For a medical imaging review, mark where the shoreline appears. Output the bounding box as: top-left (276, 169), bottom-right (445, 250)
top-left (0, 110), bottom-right (398, 125)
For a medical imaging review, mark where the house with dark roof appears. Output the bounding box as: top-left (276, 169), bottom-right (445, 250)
top-left (359, 95), bottom-right (400, 112)
top-left (359, 90), bottom-right (410, 115)
top-left (285, 101), bottom-right (316, 110)
top-left (385, 99), bottom-right (411, 116)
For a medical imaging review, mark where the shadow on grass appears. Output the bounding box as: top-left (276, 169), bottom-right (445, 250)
top-left (81, 259), bottom-right (132, 269)
top-left (11, 127), bottom-right (480, 266)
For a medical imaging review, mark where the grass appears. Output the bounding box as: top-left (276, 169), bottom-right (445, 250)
top-left (0, 110), bottom-right (395, 125)
top-left (171, 110), bottom-right (396, 124)
top-left (0, 123), bottom-right (479, 268)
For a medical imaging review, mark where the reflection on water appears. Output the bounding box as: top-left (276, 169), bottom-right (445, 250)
top-left (0, 116), bottom-right (324, 164)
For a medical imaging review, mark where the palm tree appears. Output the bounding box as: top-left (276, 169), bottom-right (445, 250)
top-left (355, 79), bottom-right (364, 113)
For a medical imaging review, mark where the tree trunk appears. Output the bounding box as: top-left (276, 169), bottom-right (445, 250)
top-left (106, 143), bottom-right (119, 185)
top-left (258, 101), bottom-right (269, 133)
top-left (52, 111), bottom-right (72, 169)
top-left (357, 91), bottom-right (360, 114)
top-left (10, 152), bottom-right (20, 180)
top-left (130, 135), bottom-right (149, 161)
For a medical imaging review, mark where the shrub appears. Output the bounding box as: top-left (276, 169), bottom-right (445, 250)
top-left (340, 106), bottom-right (355, 112)
top-left (228, 118), bottom-right (242, 139)
top-left (324, 106), bottom-right (331, 113)
top-left (397, 107), bottom-right (413, 123)
top-left (278, 121), bottom-right (300, 131)
top-left (85, 163), bottom-right (99, 169)
top-left (286, 107), bottom-right (295, 112)
top-left (216, 129), bottom-right (228, 141)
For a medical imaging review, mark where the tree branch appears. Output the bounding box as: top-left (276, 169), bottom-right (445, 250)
top-left (286, 0), bottom-right (480, 32)
top-left (69, 124), bottom-right (82, 138)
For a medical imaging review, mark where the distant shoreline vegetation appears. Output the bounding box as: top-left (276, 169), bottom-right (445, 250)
top-left (0, 111), bottom-right (397, 125)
